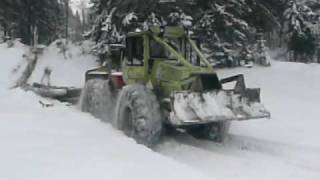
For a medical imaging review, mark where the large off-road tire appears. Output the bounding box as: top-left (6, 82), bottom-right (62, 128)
top-left (115, 84), bottom-right (163, 147)
top-left (80, 79), bottom-right (117, 122)
top-left (187, 122), bottom-right (231, 143)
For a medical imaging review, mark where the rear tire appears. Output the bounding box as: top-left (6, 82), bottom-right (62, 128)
top-left (187, 122), bottom-right (230, 142)
top-left (115, 84), bottom-right (162, 147)
top-left (80, 79), bottom-right (117, 122)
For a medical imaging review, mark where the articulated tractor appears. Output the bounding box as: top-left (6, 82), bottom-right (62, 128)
top-left (80, 26), bottom-right (270, 147)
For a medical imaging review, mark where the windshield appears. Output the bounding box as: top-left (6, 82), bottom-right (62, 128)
top-left (150, 37), bottom-right (203, 66)
top-left (150, 38), bottom-right (181, 60)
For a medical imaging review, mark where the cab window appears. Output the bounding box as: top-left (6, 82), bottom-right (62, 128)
top-left (126, 36), bottom-right (144, 66)
top-left (150, 38), bottom-right (181, 61)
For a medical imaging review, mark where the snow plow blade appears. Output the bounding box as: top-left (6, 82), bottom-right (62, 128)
top-left (169, 75), bottom-right (270, 126)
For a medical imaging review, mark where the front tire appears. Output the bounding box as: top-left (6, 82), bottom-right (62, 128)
top-left (80, 79), bottom-right (117, 122)
top-left (115, 84), bottom-right (162, 147)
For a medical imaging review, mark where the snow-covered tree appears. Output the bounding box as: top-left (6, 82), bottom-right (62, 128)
top-left (143, 13), bottom-right (162, 30)
top-left (167, 7), bottom-right (193, 27)
top-left (283, 0), bottom-right (317, 62)
top-left (87, 0), bottom-right (193, 63)
top-left (194, 0), bottom-right (253, 65)
top-left (0, 0), bottom-right (64, 45)
top-left (253, 32), bottom-right (271, 66)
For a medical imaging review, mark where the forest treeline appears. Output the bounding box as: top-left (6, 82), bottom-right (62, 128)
top-left (88, 0), bottom-right (320, 63)
top-left (0, 0), bottom-right (85, 45)
top-left (1, 0), bottom-right (320, 63)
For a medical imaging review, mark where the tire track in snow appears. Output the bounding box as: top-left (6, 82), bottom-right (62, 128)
top-left (155, 132), bottom-right (320, 180)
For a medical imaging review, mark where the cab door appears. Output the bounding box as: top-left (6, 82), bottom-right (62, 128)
top-left (122, 36), bottom-right (147, 84)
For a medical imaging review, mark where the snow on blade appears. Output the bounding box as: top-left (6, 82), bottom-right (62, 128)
top-left (171, 91), bottom-right (234, 124)
top-left (170, 90), bottom-right (270, 125)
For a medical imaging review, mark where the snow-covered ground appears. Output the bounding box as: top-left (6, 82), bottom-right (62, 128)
top-left (157, 62), bottom-right (320, 180)
top-left (0, 42), bottom-right (212, 180)
top-left (0, 42), bottom-right (319, 180)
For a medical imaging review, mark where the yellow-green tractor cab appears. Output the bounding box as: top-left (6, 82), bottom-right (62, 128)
top-left (82, 26), bottom-right (270, 146)
top-left (122, 26), bottom-right (217, 94)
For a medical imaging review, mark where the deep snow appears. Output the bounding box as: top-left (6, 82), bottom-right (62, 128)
top-left (0, 41), bottom-right (320, 180)
top-left (0, 42), bottom-right (212, 180)
top-left (0, 90), bottom-right (213, 180)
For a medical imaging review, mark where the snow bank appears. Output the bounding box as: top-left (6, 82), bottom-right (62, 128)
top-left (0, 41), bottom-right (28, 89)
top-left (28, 40), bottom-right (98, 88)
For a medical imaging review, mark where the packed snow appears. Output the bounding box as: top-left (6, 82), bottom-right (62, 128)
top-left (0, 42), bottom-right (320, 180)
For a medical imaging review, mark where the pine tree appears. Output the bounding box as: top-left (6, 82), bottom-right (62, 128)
top-left (0, 0), bottom-right (21, 39)
top-left (0, 0), bottom-right (64, 45)
top-left (194, 0), bottom-right (253, 65)
top-left (283, 0), bottom-right (317, 62)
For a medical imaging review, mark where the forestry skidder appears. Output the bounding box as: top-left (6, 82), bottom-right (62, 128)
top-left (81, 26), bottom-right (270, 147)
